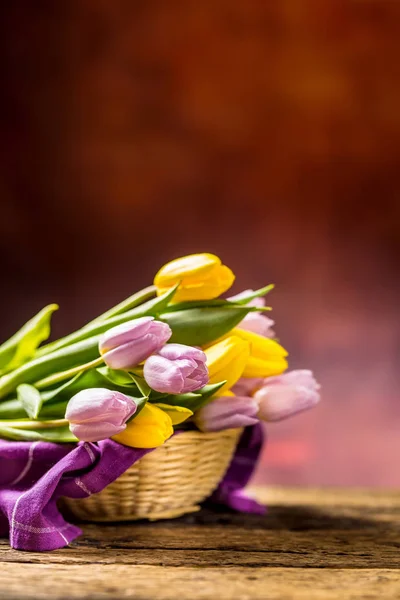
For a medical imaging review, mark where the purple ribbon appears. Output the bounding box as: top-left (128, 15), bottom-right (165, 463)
top-left (208, 423), bottom-right (266, 514)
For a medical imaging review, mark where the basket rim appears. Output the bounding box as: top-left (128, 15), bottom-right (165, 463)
top-left (168, 427), bottom-right (242, 443)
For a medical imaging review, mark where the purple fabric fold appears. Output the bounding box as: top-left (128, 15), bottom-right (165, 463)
top-left (207, 423), bottom-right (266, 515)
top-left (0, 424), bottom-right (265, 551)
top-left (0, 439), bottom-right (152, 551)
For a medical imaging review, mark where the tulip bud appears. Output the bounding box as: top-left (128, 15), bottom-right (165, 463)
top-left (66, 388), bottom-right (136, 442)
top-left (154, 253), bottom-right (235, 302)
top-left (229, 290), bottom-right (275, 338)
top-left (254, 369), bottom-right (320, 422)
top-left (99, 317), bottom-right (171, 370)
top-left (112, 402), bottom-right (174, 448)
top-left (143, 343), bottom-right (208, 394)
top-left (194, 392), bottom-right (259, 432)
top-left (205, 336), bottom-right (250, 394)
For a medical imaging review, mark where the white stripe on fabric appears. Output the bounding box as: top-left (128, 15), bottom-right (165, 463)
top-left (10, 441), bottom-right (40, 486)
top-left (58, 529), bottom-right (69, 544)
top-left (10, 493), bottom-right (24, 547)
top-left (83, 442), bottom-right (96, 463)
top-left (12, 521), bottom-right (72, 534)
top-left (75, 478), bottom-right (92, 496)
top-left (10, 442), bottom-right (73, 547)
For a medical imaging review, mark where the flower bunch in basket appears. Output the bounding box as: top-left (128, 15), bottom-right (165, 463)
top-left (0, 253), bottom-right (320, 447)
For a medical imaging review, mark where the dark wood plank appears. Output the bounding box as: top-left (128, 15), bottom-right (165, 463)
top-left (2, 565), bottom-right (400, 600)
top-left (1, 487), bottom-right (400, 599)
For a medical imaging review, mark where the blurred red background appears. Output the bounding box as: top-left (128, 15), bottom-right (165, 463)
top-left (1, 1), bottom-right (399, 487)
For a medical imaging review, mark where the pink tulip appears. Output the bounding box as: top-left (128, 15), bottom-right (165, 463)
top-left (229, 289), bottom-right (275, 337)
top-left (194, 395), bottom-right (259, 432)
top-left (254, 369), bottom-right (320, 422)
top-left (99, 317), bottom-right (172, 370)
top-left (232, 377), bottom-right (264, 397)
top-left (66, 388), bottom-right (136, 442)
top-left (143, 343), bottom-right (208, 394)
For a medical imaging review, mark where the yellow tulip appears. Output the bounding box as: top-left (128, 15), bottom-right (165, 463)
top-left (231, 328), bottom-right (288, 378)
top-left (112, 403), bottom-right (173, 448)
top-left (153, 403), bottom-right (193, 425)
top-left (154, 253), bottom-right (235, 302)
top-left (205, 335), bottom-right (250, 394)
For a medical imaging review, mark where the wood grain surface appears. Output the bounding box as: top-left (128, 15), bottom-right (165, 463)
top-left (1, 486), bottom-right (400, 599)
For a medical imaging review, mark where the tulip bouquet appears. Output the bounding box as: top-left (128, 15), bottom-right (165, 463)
top-left (0, 253), bottom-right (320, 450)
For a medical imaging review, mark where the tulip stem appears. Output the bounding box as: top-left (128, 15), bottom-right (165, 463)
top-left (0, 418), bottom-right (68, 429)
top-left (34, 357), bottom-right (104, 390)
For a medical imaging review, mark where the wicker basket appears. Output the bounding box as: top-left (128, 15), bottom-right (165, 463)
top-left (62, 428), bottom-right (242, 522)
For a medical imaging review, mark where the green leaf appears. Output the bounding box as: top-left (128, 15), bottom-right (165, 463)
top-left (36, 285), bottom-right (179, 358)
top-left (0, 362), bottom-right (145, 418)
top-left (151, 381), bottom-right (226, 413)
top-left (40, 367), bottom-right (144, 406)
top-left (163, 299), bottom-right (234, 312)
top-left (41, 372), bottom-right (85, 402)
top-left (160, 306), bottom-right (256, 346)
top-left (163, 298), bottom-right (272, 313)
top-left (129, 374), bottom-right (151, 398)
top-left (35, 401), bottom-right (71, 420)
top-left (44, 369), bottom-right (147, 419)
top-left (231, 284), bottom-right (275, 305)
top-left (0, 423), bottom-right (77, 443)
top-left (17, 384), bottom-right (43, 419)
top-left (0, 398), bottom-right (26, 420)
top-left (151, 391), bottom-right (201, 412)
top-left (87, 285), bottom-right (156, 324)
top-left (0, 304), bottom-right (58, 374)
top-left (195, 382), bottom-right (227, 400)
top-left (97, 367), bottom-right (136, 386)
top-left (0, 335), bottom-right (101, 400)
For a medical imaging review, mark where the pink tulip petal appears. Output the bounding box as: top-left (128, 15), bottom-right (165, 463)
top-left (239, 313), bottom-right (275, 337)
top-left (148, 321), bottom-right (173, 345)
top-left (144, 344), bottom-right (209, 394)
top-left (70, 421), bottom-right (127, 442)
top-left (66, 389), bottom-right (136, 425)
top-left (143, 355), bottom-right (185, 394)
top-left (159, 343), bottom-right (207, 363)
top-left (232, 378), bottom-right (264, 396)
top-left (255, 383), bottom-right (320, 422)
top-left (99, 317), bottom-right (155, 352)
top-left (195, 395), bottom-right (259, 431)
top-left (102, 333), bottom-right (166, 370)
top-left (66, 388), bottom-right (137, 442)
top-left (173, 358), bottom-right (198, 377)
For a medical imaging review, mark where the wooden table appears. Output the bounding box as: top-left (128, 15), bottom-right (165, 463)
top-left (1, 486), bottom-right (400, 599)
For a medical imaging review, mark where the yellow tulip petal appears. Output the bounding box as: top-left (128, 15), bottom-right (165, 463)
top-left (242, 356), bottom-right (288, 378)
top-left (156, 282), bottom-right (224, 302)
top-left (112, 403), bottom-right (173, 448)
top-left (154, 403), bottom-right (193, 425)
top-left (205, 336), bottom-right (250, 393)
top-left (161, 264), bottom-right (234, 298)
top-left (154, 254), bottom-right (235, 302)
top-left (113, 424), bottom-right (170, 448)
top-left (233, 328), bottom-right (288, 360)
top-left (206, 336), bottom-right (249, 375)
top-left (154, 253), bottom-right (221, 287)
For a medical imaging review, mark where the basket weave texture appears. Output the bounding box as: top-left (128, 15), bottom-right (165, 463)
top-left (62, 428), bottom-right (242, 521)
